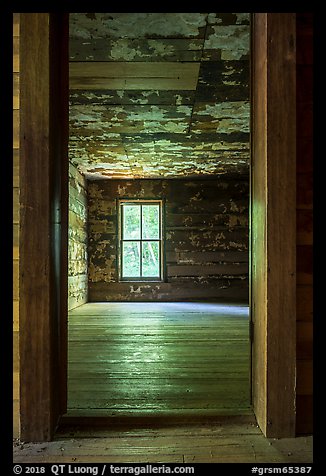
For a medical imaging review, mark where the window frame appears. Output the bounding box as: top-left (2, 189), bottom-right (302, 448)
top-left (118, 199), bottom-right (164, 282)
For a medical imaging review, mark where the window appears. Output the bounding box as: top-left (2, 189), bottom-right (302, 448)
top-left (119, 200), bottom-right (163, 281)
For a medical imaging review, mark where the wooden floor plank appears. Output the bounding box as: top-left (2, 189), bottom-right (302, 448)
top-left (67, 302), bottom-right (250, 416)
top-left (14, 421), bottom-right (313, 463)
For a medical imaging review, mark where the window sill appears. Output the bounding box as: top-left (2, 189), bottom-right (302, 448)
top-left (120, 279), bottom-right (163, 283)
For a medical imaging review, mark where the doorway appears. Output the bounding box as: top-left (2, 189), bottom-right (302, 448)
top-left (17, 14), bottom-right (298, 439)
top-left (66, 12), bottom-right (251, 418)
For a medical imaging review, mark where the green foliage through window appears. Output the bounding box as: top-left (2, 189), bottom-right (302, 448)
top-left (120, 202), bottom-right (162, 280)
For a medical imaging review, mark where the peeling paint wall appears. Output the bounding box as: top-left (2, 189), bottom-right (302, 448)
top-left (68, 163), bottom-right (88, 310)
top-left (88, 178), bottom-right (249, 302)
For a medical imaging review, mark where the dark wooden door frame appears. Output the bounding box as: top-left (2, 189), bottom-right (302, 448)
top-left (18, 12), bottom-right (297, 441)
top-left (250, 13), bottom-right (297, 438)
top-left (19, 13), bottom-right (69, 442)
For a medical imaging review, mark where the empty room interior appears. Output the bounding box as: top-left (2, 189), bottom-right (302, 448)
top-left (13, 12), bottom-right (313, 463)
top-left (67, 12), bottom-right (251, 419)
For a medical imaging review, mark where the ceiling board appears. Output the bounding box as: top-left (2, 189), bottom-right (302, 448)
top-left (68, 13), bottom-right (250, 179)
top-left (69, 38), bottom-right (204, 62)
top-left (69, 62), bottom-right (200, 91)
top-left (69, 13), bottom-right (209, 39)
top-left (69, 90), bottom-right (196, 106)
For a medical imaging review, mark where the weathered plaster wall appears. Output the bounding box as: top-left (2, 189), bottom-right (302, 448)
top-left (13, 12), bottom-right (20, 439)
top-left (88, 178), bottom-right (249, 302)
top-left (68, 163), bottom-right (88, 310)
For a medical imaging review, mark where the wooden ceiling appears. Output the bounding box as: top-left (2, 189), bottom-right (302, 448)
top-left (69, 13), bottom-right (250, 179)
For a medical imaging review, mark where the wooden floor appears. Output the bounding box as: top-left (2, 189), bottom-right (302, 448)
top-left (67, 302), bottom-right (251, 416)
top-left (13, 416), bottom-right (313, 463)
top-left (14, 303), bottom-right (313, 464)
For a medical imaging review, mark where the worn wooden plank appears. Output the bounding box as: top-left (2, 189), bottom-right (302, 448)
top-left (89, 282), bottom-right (246, 302)
top-left (70, 76), bottom-right (200, 91)
top-left (168, 263), bottom-right (248, 277)
top-left (265, 13), bottom-right (297, 438)
top-left (191, 101), bottom-right (250, 134)
top-left (13, 259), bottom-right (19, 300)
top-left (69, 210), bottom-right (87, 233)
top-left (165, 229), bottom-right (248, 252)
top-left (70, 38), bottom-right (204, 62)
top-left (296, 285), bottom-right (313, 322)
top-left (68, 274), bottom-right (88, 290)
top-left (13, 330), bottom-right (19, 372)
top-left (13, 73), bottom-right (19, 109)
top-left (297, 360), bottom-right (313, 396)
top-left (13, 13), bottom-right (20, 37)
top-left (13, 300), bottom-right (19, 331)
top-left (69, 62), bottom-right (200, 90)
top-left (13, 223), bottom-right (19, 260)
top-left (13, 187), bottom-right (19, 223)
top-left (297, 173), bottom-right (313, 209)
top-left (67, 302), bottom-right (249, 416)
top-left (121, 131), bottom-right (250, 145)
top-left (69, 13), bottom-right (208, 40)
top-left (196, 60), bottom-right (249, 102)
top-left (89, 281), bottom-right (249, 302)
top-left (88, 176), bottom-right (249, 203)
top-left (296, 13), bottom-right (313, 437)
top-left (296, 31), bottom-right (313, 65)
top-left (167, 251), bottom-right (249, 264)
top-left (14, 418), bottom-right (312, 464)
top-left (70, 61), bottom-right (200, 77)
top-left (297, 65), bottom-right (313, 105)
top-left (297, 101), bottom-right (313, 140)
top-left (167, 213), bottom-right (248, 229)
top-left (13, 149), bottom-right (19, 187)
top-left (57, 415), bottom-right (258, 434)
top-left (297, 245), bottom-right (313, 285)
top-left (251, 13), bottom-right (296, 438)
top-left (69, 189), bottom-right (87, 216)
top-left (296, 395), bottom-right (313, 435)
top-left (203, 23), bottom-right (250, 60)
top-left (13, 399), bottom-right (20, 439)
top-left (68, 260), bottom-right (88, 277)
top-left (297, 321), bottom-right (313, 360)
top-left (69, 364), bottom-right (250, 375)
top-left (20, 13), bottom-right (53, 442)
top-left (297, 209), bottom-right (313, 245)
top-left (20, 13), bottom-right (69, 442)
top-left (69, 130), bottom-right (250, 178)
top-left (70, 89), bottom-right (196, 106)
top-left (13, 109), bottom-right (19, 149)
top-left (297, 137), bottom-right (313, 173)
top-left (71, 139), bottom-right (249, 162)
top-left (13, 371), bottom-right (20, 400)
top-left (68, 161), bottom-right (88, 311)
top-left (70, 104), bottom-right (193, 135)
top-left (13, 455), bottom-right (184, 464)
top-left (71, 152), bottom-right (248, 178)
top-left (13, 36), bottom-right (19, 72)
top-left (296, 13), bottom-right (313, 33)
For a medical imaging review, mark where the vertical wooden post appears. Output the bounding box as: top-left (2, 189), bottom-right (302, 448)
top-left (19, 13), bottom-right (68, 442)
top-left (251, 13), bottom-right (296, 437)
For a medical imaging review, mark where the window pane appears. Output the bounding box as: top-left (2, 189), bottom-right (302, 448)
top-left (142, 241), bottom-right (160, 277)
top-left (123, 205), bottom-right (141, 239)
top-left (122, 241), bottom-right (140, 277)
top-left (142, 205), bottom-right (160, 239)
